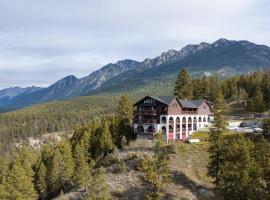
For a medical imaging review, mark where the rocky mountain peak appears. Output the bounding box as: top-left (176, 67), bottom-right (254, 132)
top-left (50, 75), bottom-right (78, 89)
top-left (212, 38), bottom-right (233, 47)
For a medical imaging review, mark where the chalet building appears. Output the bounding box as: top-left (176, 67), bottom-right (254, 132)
top-left (133, 96), bottom-right (213, 142)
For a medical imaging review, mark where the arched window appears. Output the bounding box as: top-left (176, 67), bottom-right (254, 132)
top-left (182, 117), bottom-right (186, 124)
top-left (198, 117), bottom-right (202, 122)
top-left (161, 116), bottom-right (166, 124)
top-left (193, 117), bottom-right (197, 131)
top-left (182, 117), bottom-right (186, 132)
top-left (162, 126), bottom-right (166, 134)
top-left (188, 117), bottom-right (192, 131)
top-left (176, 117), bottom-right (180, 133)
top-left (169, 117), bottom-right (174, 133)
top-left (148, 126), bottom-right (155, 133)
top-left (203, 117), bottom-right (206, 122)
top-left (208, 116), bottom-right (210, 123)
top-left (137, 125), bottom-right (144, 134)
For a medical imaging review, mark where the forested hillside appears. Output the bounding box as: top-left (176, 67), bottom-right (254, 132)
top-left (0, 70), bottom-right (269, 155)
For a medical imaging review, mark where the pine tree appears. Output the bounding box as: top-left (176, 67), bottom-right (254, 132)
top-left (118, 95), bottom-right (134, 144)
top-left (100, 119), bottom-right (114, 157)
top-left (251, 87), bottom-right (266, 113)
top-left (83, 168), bottom-right (112, 200)
top-left (215, 135), bottom-right (260, 200)
top-left (47, 148), bottom-right (62, 195)
top-left (58, 140), bottom-right (74, 192)
top-left (72, 144), bottom-right (91, 189)
top-left (208, 87), bottom-right (226, 184)
top-left (108, 116), bottom-right (122, 148)
top-left (117, 95), bottom-right (133, 125)
top-left (253, 138), bottom-right (270, 198)
top-left (200, 76), bottom-right (210, 99)
top-left (139, 135), bottom-right (171, 199)
top-left (3, 158), bottom-right (38, 200)
top-left (262, 118), bottom-right (270, 137)
top-left (174, 69), bottom-right (193, 99)
top-left (35, 161), bottom-right (47, 199)
top-left (261, 73), bottom-right (270, 109)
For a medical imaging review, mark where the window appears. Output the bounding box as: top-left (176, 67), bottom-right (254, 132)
top-left (161, 116), bottom-right (166, 124)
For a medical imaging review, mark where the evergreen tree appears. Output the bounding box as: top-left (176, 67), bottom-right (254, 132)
top-left (47, 148), bottom-right (62, 195)
top-left (35, 161), bottom-right (47, 199)
top-left (3, 158), bottom-right (38, 200)
top-left (254, 138), bottom-right (270, 198)
top-left (118, 95), bottom-right (134, 144)
top-left (238, 87), bottom-right (248, 101)
top-left (117, 95), bottom-right (133, 125)
top-left (108, 116), bottom-right (122, 148)
top-left (215, 135), bottom-right (261, 200)
top-left (261, 73), bottom-right (270, 109)
top-left (208, 87), bottom-right (226, 184)
top-left (99, 119), bottom-right (114, 157)
top-left (174, 69), bottom-right (193, 99)
top-left (139, 135), bottom-right (171, 199)
top-left (209, 74), bottom-right (220, 101)
top-left (262, 118), bottom-right (270, 137)
top-left (83, 168), bottom-right (112, 200)
top-left (72, 144), bottom-right (91, 189)
top-left (58, 140), bottom-right (74, 192)
top-left (200, 76), bottom-right (210, 99)
top-left (251, 87), bottom-right (266, 113)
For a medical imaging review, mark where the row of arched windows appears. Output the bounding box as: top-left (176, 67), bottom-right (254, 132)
top-left (162, 116), bottom-right (209, 124)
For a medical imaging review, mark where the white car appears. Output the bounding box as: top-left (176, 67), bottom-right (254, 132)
top-left (253, 128), bottom-right (263, 133)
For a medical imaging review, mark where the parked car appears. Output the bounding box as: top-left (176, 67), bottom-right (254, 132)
top-left (253, 128), bottom-right (263, 133)
top-left (239, 122), bottom-right (248, 127)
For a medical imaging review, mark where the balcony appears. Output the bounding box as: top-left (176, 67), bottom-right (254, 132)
top-left (134, 110), bottom-right (157, 115)
top-left (134, 119), bottom-right (158, 124)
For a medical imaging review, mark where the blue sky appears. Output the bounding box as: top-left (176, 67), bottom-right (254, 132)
top-left (0, 0), bottom-right (270, 89)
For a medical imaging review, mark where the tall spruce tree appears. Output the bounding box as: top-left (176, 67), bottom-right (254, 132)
top-left (58, 140), bottom-right (74, 192)
top-left (72, 144), bottom-right (91, 189)
top-left (35, 161), bottom-right (47, 199)
top-left (118, 95), bottom-right (134, 144)
top-left (47, 148), bottom-right (62, 195)
top-left (174, 69), bottom-right (193, 99)
top-left (100, 119), bottom-right (114, 157)
top-left (118, 95), bottom-right (133, 125)
top-left (208, 87), bottom-right (226, 184)
top-left (251, 87), bottom-right (266, 113)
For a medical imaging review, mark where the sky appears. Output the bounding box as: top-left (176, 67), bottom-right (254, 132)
top-left (0, 0), bottom-right (270, 89)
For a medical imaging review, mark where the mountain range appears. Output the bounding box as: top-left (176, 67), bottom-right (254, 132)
top-left (1, 38), bottom-right (270, 111)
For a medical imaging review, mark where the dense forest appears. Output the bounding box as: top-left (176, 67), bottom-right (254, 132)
top-left (0, 70), bottom-right (270, 199)
top-left (0, 70), bottom-right (269, 155)
top-left (0, 95), bottom-right (136, 200)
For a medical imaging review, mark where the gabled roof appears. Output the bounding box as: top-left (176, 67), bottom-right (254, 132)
top-left (133, 95), bottom-right (175, 106)
top-left (178, 99), bottom-right (205, 109)
top-left (152, 96), bottom-right (175, 105)
top-left (133, 95), bottom-right (209, 109)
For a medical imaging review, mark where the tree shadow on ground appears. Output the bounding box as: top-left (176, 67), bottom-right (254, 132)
top-left (171, 170), bottom-right (212, 199)
top-left (112, 187), bottom-right (145, 200)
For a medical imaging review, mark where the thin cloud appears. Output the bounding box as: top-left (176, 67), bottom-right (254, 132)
top-left (0, 0), bottom-right (269, 89)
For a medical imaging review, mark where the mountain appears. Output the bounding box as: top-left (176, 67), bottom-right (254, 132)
top-left (1, 38), bottom-right (270, 111)
top-left (0, 86), bottom-right (41, 99)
